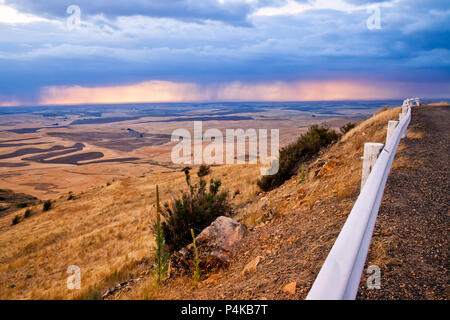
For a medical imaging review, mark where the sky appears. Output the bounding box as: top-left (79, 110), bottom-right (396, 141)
top-left (0, 0), bottom-right (449, 106)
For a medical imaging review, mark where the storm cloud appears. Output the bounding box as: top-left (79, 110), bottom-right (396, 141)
top-left (0, 0), bottom-right (449, 105)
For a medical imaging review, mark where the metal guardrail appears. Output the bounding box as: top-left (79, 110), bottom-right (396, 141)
top-left (306, 99), bottom-right (416, 300)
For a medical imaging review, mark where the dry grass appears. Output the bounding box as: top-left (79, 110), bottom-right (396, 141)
top-left (407, 130), bottom-right (424, 139)
top-left (390, 129), bottom-right (423, 169)
top-left (0, 163), bottom-right (261, 299)
top-left (391, 157), bottom-right (424, 170)
top-left (236, 106), bottom-right (403, 230)
top-left (425, 102), bottom-right (450, 107)
top-left (138, 278), bottom-right (160, 300)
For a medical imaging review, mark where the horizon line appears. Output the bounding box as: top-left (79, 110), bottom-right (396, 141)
top-left (4, 97), bottom-right (449, 108)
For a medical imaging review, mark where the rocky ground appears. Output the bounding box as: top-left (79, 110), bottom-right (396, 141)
top-left (123, 199), bottom-right (349, 300)
top-left (98, 105), bottom-right (448, 300)
top-left (357, 106), bottom-right (449, 299)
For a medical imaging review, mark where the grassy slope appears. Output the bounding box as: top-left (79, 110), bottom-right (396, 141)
top-left (126, 106), bottom-right (413, 299)
top-left (0, 105), bottom-right (411, 299)
top-left (0, 163), bottom-right (261, 299)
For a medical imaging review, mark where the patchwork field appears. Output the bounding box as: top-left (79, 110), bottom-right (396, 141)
top-left (0, 101), bottom-right (384, 202)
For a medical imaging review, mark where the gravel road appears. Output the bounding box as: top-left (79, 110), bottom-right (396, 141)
top-left (357, 106), bottom-right (449, 299)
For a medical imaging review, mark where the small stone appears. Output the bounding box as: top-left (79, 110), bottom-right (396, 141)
top-left (242, 256), bottom-right (263, 276)
top-left (287, 236), bottom-right (297, 244)
top-left (283, 281), bottom-right (297, 294)
top-left (260, 233), bottom-right (270, 241)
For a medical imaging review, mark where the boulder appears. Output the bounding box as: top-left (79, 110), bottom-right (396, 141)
top-left (169, 216), bottom-right (248, 277)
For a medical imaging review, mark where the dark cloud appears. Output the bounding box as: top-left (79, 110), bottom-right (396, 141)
top-left (0, 0), bottom-right (449, 104)
top-left (5, 0), bottom-right (256, 25)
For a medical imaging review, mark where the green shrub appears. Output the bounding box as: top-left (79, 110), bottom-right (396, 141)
top-left (340, 122), bottom-right (356, 135)
top-left (160, 168), bottom-right (231, 252)
top-left (257, 125), bottom-right (339, 191)
top-left (16, 203), bottom-right (28, 209)
top-left (197, 164), bottom-right (211, 178)
top-left (43, 200), bottom-right (52, 212)
top-left (191, 228), bottom-right (202, 286)
top-left (299, 164), bottom-right (306, 184)
top-left (24, 209), bottom-right (32, 218)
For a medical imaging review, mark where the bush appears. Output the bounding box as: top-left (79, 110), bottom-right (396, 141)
top-left (191, 228), bottom-right (202, 286)
top-left (159, 168), bottom-right (232, 252)
top-left (16, 203), bottom-right (28, 209)
top-left (340, 122), bottom-right (356, 135)
top-left (24, 209), bottom-right (32, 218)
top-left (43, 200), bottom-right (52, 212)
top-left (257, 125), bottom-right (339, 191)
top-left (11, 215), bottom-right (21, 226)
top-left (197, 165), bottom-right (211, 178)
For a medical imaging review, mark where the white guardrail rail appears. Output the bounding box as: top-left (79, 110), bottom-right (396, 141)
top-left (306, 98), bottom-right (421, 300)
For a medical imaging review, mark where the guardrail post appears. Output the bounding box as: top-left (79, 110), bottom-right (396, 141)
top-left (401, 104), bottom-right (409, 115)
top-left (401, 100), bottom-right (410, 122)
top-left (399, 113), bottom-right (407, 138)
top-left (386, 120), bottom-right (399, 144)
top-left (361, 142), bottom-right (384, 190)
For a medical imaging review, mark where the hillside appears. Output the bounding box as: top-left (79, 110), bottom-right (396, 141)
top-left (123, 105), bottom-right (410, 300)
top-left (0, 104), bottom-right (444, 300)
top-left (0, 163), bottom-right (261, 299)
